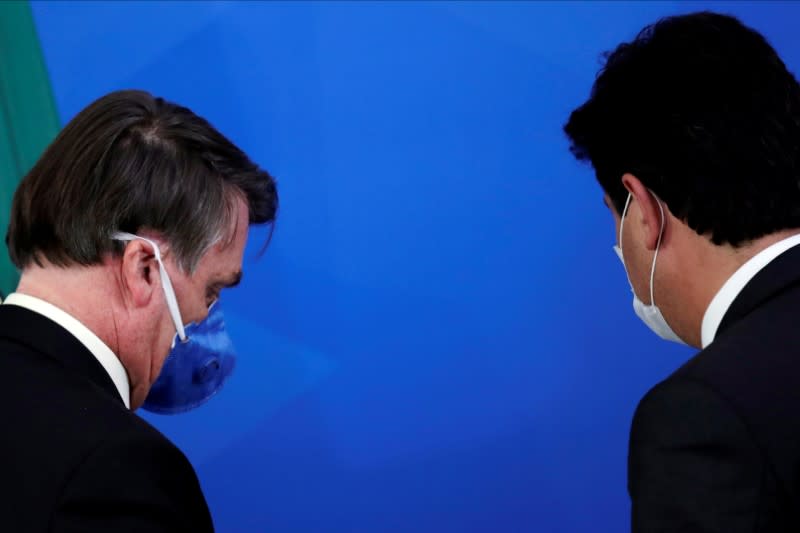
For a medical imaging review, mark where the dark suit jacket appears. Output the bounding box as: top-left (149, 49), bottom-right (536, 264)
top-left (629, 244), bottom-right (800, 531)
top-left (0, 304), bottom-right (214, 532)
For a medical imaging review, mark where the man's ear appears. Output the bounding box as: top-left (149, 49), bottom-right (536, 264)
top-left (119, 239), bottom-right (159, 308)
top-left (621, 173), bottom-right (666, 252)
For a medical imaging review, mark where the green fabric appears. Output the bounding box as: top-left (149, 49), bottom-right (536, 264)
top-left (0, 0), bottom-right (60, 296)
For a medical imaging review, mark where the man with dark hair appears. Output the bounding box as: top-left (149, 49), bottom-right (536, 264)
top-left (565, 11), bottom-right (800, 531)
top-left (0, 89), bottom-right (277, 532)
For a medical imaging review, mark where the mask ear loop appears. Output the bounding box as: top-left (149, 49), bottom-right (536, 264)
top-left (616, 193), bottom-right (635, 290)
top-left (618, 193), bottom-right (633, 253)
top-left (112, 232), bottom-right (187, 342)
top-left (648, 195), bottom-right (666, 307)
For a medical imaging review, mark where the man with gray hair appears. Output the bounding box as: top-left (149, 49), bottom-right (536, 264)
top-left (0, 90), bottom-right (278, 532)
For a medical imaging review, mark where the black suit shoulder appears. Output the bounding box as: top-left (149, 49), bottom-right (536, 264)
top-left (675, 284), bottom-right (800, 502)
top-left (628, 376), bottom-right (777, 532)
top-left (628, 285), bottom-right (800, 531)
top-left (629, 244), bottom-right (800, 531)
top-left (0, 309), bottom-right (213, 532)
top-left (51, 418), bottom-right (213, 533)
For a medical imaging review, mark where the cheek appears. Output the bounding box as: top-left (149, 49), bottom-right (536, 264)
top-left (626, 246), bottom-right (654, 302)
top-left (156, 308), bottom-right (179, 351)
top-left (610, 212), bottom-right (622, 245)
top-left (170, 277), bottom-right (207, 325)
top-left (183, 301), bottom-right (210, 325)
top-left (161, 315), bottom-right (177, 340)
top-left (150, 324), bottom-right (176, 384)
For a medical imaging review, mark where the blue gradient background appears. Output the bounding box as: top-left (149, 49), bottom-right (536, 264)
top-left (28, 2), bottom-right (800, 531)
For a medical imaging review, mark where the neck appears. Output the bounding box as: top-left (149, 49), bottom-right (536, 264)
top-left (674, 228), bottom-right (800, 347)
top-left (15, 261), bottom-right (125, 355)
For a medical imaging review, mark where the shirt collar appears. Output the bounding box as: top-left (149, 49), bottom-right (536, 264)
top-left (2, 293), bottom-right (131, 408)
top-left (701, 232), bottom-right (800, 348)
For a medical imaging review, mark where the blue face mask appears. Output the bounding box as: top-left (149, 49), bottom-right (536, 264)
top-left (143, 301), bottom-right (236, 414)
top-left (113, 232), bottom-right (237, 414)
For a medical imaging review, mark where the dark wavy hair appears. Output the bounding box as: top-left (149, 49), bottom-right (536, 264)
top-left (564, 11), bottom-right (800, 246)
top-left (8, 90), bottom-right (278, 271)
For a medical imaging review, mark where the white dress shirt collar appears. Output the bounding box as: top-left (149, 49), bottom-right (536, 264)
top-left (701, 233), bottom-right (800, 348)
top-left (2, 293), bottom-right (131, 408)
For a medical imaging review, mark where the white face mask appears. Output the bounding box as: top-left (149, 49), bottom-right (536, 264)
top-left (613, 193), bottom-right (686, 345)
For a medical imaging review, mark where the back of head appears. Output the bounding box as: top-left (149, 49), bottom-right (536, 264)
top-left (564, 11), bottom-right (800, 246)
top-left (7, 89), bottom-right (278, 272)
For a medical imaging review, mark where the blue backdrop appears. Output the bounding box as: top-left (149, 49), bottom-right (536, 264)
top-left (28, 2), bottom-right (800, 531)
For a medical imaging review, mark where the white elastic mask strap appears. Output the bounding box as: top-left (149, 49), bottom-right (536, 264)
top-left (649, 197), bottom-right (666, 307)
top-left (618, 192), bottom-right (665, 307)
top-left (618, 192), bottom-right (633, 253)
top-left (617, 192), bottom-right (633, 278)
top-left (113, 232), bottom-right (187, 341)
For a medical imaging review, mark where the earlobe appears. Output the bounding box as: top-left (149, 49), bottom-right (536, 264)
top-left (120, 240), bottom-right (158, 308)
top-left (621, 173), bottom-right (664, 251)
